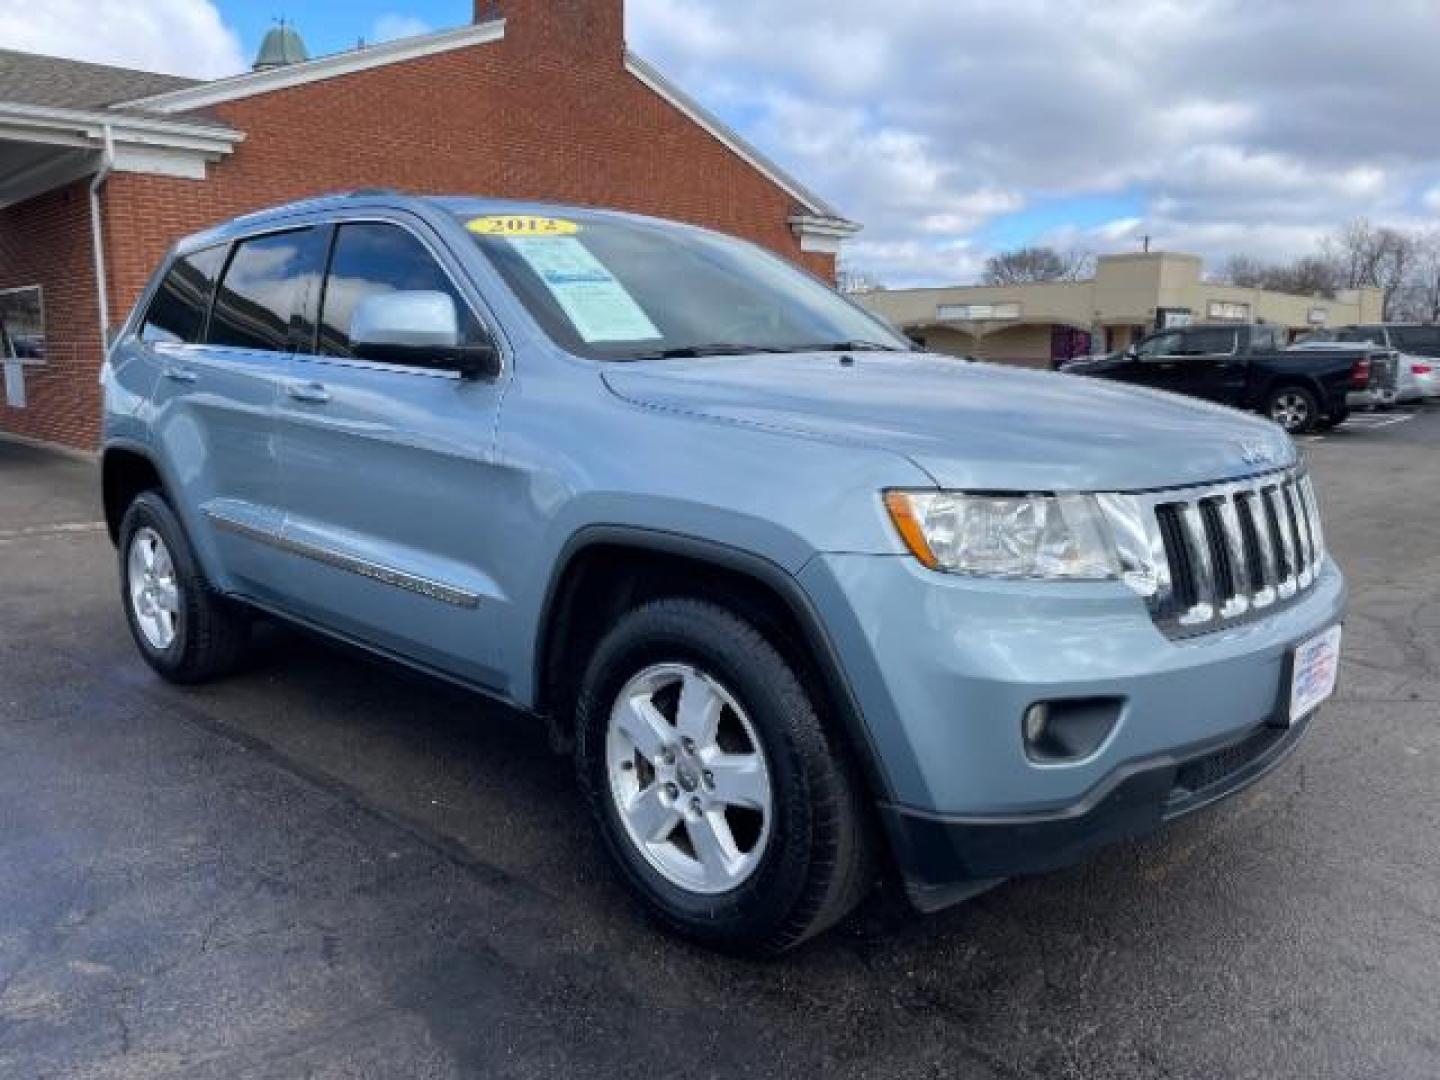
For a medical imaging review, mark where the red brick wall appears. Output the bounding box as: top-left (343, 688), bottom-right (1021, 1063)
top-left (0, 180), bottom-right (104, 449)
top-left (4, 0), bottom-right (839, 449)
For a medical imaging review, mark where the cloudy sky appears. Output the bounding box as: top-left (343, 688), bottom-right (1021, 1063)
top-left (3, 0), bottom-right (1435, 286)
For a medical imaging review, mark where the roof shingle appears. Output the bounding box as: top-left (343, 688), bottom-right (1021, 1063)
top-left (0, 48), bottom-right (198, 110)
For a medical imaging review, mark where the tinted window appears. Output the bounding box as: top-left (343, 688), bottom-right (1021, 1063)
top-left (459, 211), bottom-right (908, 361)
top-left (1137, 332), bottom-right (1182, 357)
top-left (1390, 327), bottom-right (1440, 355)
top-left (317, 222), bottom-right (484, 362)
top-left (141, 246), bottom-right (226, 345)
top-left (1335, 327), bottom-right (1383, 345)
top-left (1182, 329), bottom-right (1237, 355)
top-left (207, 231), bottom-right (313, 352)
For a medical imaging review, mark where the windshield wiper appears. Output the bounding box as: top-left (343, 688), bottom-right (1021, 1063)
top-left (788, 340), bottom-right (909, 353)
top-left (626, 343), bottom-right (791, 360)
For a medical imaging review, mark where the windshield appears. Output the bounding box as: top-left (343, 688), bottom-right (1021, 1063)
top-left (458, 211), bottom-right (909, 360)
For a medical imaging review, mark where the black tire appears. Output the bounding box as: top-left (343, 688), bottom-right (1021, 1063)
top-left (118, 490), bottom-right (249, 684)
top-left (1316, 408), bottom-right (1349, 431)
top-left (1266, 384), bottom-right (1320, 434)
top-left (575, 598), bottom-right (872, 955)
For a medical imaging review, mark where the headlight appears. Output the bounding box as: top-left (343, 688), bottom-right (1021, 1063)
top-left (883, 490), bottom-right (1122, 580)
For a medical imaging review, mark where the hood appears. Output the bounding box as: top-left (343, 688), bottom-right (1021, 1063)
top-left (602, 353), bottom-right (1297, 492)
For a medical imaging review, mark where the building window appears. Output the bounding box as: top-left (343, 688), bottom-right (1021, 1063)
top-left (1206, 300), bottom-right (1251, 322)
top-left (937, 301), bottom-right (1021, 321)
top-left (0, 286), bottom-right (45, 361)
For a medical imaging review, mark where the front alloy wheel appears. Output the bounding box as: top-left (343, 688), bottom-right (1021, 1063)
top-left (576, 598), bottom-right (873, 954)
top-left (606, 663), bottom-right (772, 894)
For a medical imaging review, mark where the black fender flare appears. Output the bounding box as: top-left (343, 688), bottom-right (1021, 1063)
top-left (533, 525), bottom-right (897, 803)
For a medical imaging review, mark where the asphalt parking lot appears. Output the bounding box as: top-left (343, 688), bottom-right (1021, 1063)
top-left (3, 409), bottom-right (1439, 1080)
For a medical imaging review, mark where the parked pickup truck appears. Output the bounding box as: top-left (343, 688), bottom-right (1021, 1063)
top-left (101, 195), bottom-right (1346, 953)
top-left (1062, 322), bottom-right (1389, 433)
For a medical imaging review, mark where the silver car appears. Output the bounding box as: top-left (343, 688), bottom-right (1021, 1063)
top-left (1331, 325), bottom-right (1440, 402)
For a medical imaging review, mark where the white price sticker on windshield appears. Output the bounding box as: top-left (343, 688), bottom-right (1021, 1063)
top-left (506, 236), bottom-right (661, 344)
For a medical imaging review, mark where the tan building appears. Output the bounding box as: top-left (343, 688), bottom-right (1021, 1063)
top-left (859, 252), bottom-right (1386, 369)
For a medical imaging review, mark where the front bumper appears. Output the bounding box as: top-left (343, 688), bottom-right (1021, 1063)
top-left (797, 552), bottom-right (1346, 902)
top-left (881, 711), bottom-right (1312, 911)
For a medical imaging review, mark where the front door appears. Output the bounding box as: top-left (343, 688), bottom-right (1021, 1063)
top-left (274, 217), bottom-right (510, 689)
top-left (1170, 326), bottom-right (1244, 404)
top-left (1125, 330), bottom-right (1186, 390)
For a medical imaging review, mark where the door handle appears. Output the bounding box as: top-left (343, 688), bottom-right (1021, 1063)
top-left (162, 364), bottom-right (197, 384)
top-left (286, 380), bottom-right (330, 404)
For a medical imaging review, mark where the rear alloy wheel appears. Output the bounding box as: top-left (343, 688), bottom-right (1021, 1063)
top-left (1267, 386), bottom-right (1318, 434)
top-left (119, 491), bottom-right (249, 684)
top-left (127, 526), bottom-right (180, 651)
top-left (576, 598), bottom-right (872, 954)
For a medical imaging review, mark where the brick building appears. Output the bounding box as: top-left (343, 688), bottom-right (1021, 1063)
top-left (0, 0), bottom-right (857, 450)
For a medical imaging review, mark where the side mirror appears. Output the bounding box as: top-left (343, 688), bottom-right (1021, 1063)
top-left (349, 290), bottom-right (498, 378)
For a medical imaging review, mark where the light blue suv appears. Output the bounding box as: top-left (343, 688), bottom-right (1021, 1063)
top-left (100, 193), bottom-right (1346, 953)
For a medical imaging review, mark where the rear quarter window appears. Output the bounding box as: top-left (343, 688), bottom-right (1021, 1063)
top-left (140, 246), bottom-right (227, 345)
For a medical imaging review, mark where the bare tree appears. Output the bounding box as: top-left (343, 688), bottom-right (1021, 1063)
top-left (1217, 253), bottom-right (1339, 297)
top-left (1409, 230), bottom-right (1440, 324)
top-left (981, 246), bottom-right (1092, 285)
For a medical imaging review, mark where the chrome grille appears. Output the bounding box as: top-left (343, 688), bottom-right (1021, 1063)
top-left (1104, 468), bottom-right (1326, 638)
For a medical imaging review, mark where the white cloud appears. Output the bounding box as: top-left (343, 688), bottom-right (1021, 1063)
top-left (629, 0), bottom-right (1440, 283)
top-left (371, 14), bottom-right (433, 44)
top-left (0, 0), bottom-right (244, 78)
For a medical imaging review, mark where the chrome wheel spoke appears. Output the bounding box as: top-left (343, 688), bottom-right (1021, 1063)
top-left (616, 696), bottom-right (672, 764)
top-left (705, 752), bottom-right (767, 810)
top-left (675, 670), bottom-right (722, 747)
top-left (625, 784), bottom-right (680, 843)
top-left (153, 579), bottom-right (180, 614)
top-left (686, 811), bottom-right (740, 883)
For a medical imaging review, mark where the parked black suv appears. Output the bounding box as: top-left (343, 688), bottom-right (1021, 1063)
top-left (1062, 322), bottom-right (1387, 433)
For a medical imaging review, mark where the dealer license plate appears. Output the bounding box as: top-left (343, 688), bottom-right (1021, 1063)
top-left (1289, 625), bottom-right (1342, 724)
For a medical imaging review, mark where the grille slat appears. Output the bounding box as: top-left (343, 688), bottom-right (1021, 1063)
top-left (1215, 496), bottom-right (1252, 616)
top-left (1264, 486), bottom-right (1297, 597)
top-left (1144, 468), bottom-right (1323, 636)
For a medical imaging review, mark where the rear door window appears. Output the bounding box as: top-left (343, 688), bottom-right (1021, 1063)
top-left (1182, 328), bottom-right (1238, 355)
top-left (141, 245), bottom-right (227, 345)
top-left (206, 230), bottom-right (315, 353)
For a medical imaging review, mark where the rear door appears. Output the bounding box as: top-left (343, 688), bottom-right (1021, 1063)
top-left (273, 216), bottom-right (511, 688)
top-left (145, 232), bottom-right (318, 601)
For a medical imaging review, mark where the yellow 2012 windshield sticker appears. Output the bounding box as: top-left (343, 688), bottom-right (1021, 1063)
top-left (466, 215), bottom-right (580, 237)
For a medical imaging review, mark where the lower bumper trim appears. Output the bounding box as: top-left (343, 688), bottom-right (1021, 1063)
top-left (882, 712), bottom-right (1314, 912)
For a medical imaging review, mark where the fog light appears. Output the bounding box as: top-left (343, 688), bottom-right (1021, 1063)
top-left (1022, 703), bottom-right (1050, 746)
top-left (1021, 698), bottom-right (1126, 763)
